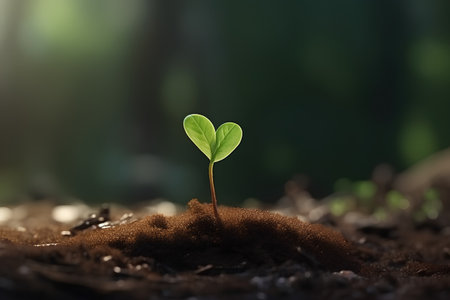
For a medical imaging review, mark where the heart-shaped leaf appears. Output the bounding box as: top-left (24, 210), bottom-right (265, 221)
top-left (212, 122), bottom-right (243, 162)
top-left (183, 114), bottom-right (216, 160)
top-left (183, 114), bottom-right (242, 163)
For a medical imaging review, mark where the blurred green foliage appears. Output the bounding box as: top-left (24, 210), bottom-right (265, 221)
top-left (0, 0), bottom-right (450, 203)
top-left (330, 179), bottom-right (442, 221)
top-left (417, 188), bottom-right (443, 220)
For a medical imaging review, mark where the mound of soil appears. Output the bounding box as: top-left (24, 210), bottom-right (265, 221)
top-left (0, 199), bottom-right (449, 299)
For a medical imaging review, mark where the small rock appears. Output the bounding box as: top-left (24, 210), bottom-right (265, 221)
top-left (333, 270), bottom-right (360, 280)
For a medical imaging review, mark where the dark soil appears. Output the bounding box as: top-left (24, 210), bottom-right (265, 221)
top-left (1, 199), bottom-right (450, 300)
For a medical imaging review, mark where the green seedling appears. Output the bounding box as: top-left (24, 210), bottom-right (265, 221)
top-left (183, 114), bottom-right (243, 222)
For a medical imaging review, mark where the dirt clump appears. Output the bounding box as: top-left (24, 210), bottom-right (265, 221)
top-left (57, 199), bottom-right (359, 272)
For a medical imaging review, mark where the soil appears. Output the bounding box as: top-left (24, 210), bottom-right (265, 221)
top-left (1, 196), bottom-right (450, 300)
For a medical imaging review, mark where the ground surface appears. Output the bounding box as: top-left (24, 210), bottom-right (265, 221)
top-left (0, 196), bottom-right (449, 300)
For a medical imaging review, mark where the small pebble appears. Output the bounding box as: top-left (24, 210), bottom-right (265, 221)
top-left (250, 276), bottom-right (271, 289)
top-left (102, 255), bottom-right (113, 262)
top-left (52, 205), bottom-right (82, 223)
top-left (18, 265), bottom-right (30, 275)
top-left (0, 207), bottom-right (12, 223)
top-left (256, 292), bottom-right (266, 300)
top-left (275, 277), bottom-right (289, 288)
top-left (33, 243), bottom-right (59, 247)
top-left (333, 270), bottom-right (360, 280)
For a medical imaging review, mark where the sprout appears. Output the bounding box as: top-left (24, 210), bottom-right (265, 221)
top-left (183, 114), bottom-right (243, 222)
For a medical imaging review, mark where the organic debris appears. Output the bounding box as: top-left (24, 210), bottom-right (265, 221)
top-left (0, 199), bottom-right (449, 299)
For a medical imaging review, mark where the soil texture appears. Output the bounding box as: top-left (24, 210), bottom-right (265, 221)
top-left (0, 199), bottom-right (449, 299)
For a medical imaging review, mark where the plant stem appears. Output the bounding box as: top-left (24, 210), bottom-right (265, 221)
top-left (208, 161), bottom-right (221, 223)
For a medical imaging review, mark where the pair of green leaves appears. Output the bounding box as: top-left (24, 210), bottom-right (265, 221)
top-left (183, 114), bottom-right (242, 163)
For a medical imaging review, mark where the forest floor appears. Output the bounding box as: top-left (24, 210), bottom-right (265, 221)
top-left (0, 191), bottom-right (449, 300)
top-left (2, 152), bottom-right (450, 299)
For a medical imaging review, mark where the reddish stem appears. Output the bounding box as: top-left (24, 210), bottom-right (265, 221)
top-left (208, 161), bottom-right (221, 223)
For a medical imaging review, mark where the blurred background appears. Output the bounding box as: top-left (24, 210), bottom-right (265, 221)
top-left (1, 0), bottom-right (450, 209)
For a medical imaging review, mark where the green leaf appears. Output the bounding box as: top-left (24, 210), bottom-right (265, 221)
top-left (183, 114), bottom-right (216, 160)
top-left (212, 122), bottom-right (243, 162)
top-left (184, 114), bottom-right (243, 163)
